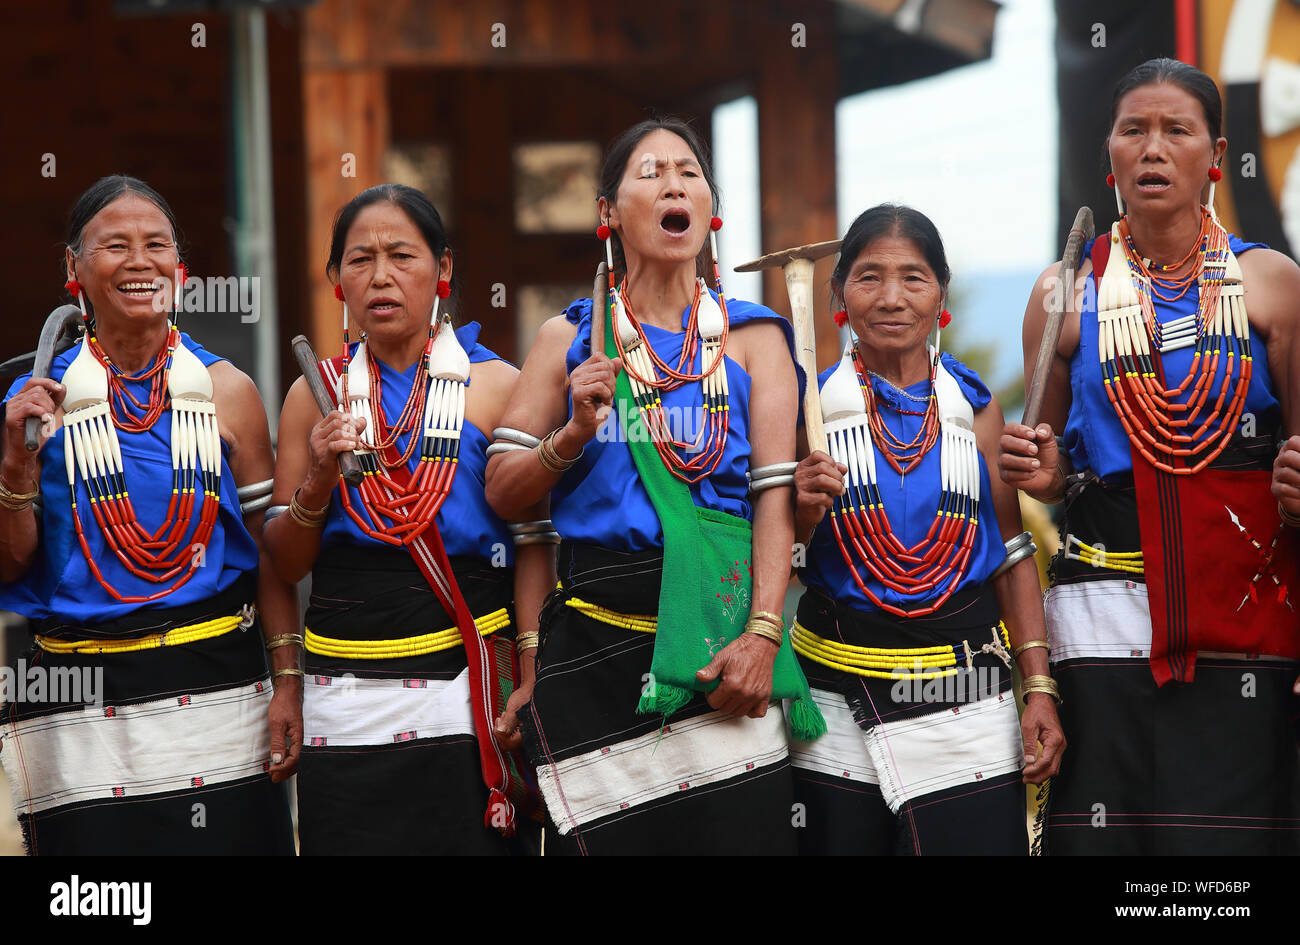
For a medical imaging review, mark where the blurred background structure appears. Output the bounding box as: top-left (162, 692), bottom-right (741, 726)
top-left (4, 0), bottom-right (1297, 416)
top-left (3, 0), bottom-right (1300, 854)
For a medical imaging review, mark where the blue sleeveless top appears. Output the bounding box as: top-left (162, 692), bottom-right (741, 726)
top-left (1064, 234), bottom-right (1279, 481)
top-left (800, 353), bottom-right (1007, 612)
top-left (0, 332), bottom-right (260, 622)
top-left (321, 322), bottom-right (513, 563)
top-left (550, 292), bottom-right (803, 551)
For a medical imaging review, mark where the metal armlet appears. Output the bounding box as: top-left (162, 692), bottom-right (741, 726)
top-left (238, 478), bottom-right (274, 516)
top-left (509, 519), bottom-right (560, 545)
top-left (487, 427), bottom-right (543, 459)
top-left (492, 427), bottom-right (542, 448)
top-left (748, 461), bottom-right (798, 495)
top-left (990, 531), bottom-right (1037, 579)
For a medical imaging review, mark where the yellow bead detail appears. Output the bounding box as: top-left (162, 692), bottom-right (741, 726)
top-left (564, 595), bottom-right (658, 634)
top-left (304, 608), bottom-right (511, 659)
top-left (790, 621), bottom-right (1010, 681)
top-left (37, 613), bottom-right (245, 655)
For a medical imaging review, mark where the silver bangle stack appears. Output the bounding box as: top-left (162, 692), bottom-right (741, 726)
top-left (487, 427), bottom-right (541, 458)
top-left (989, 530), bottom-right (1037, 579)
top-left (238, 478), bottom-right (274, 517)
top-left (509, 519), bottom-right (561, 545)
top-left (748, 461), bottom-right (797, 495)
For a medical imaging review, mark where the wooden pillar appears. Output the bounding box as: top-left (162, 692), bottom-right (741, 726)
top-left (301, 1), bottom-right (390, 352)
top-left (755, 3), bottom-right (840, 373)
top-left (451, 71), bottom-right (515, 361)
top-left (301, 67), bottom-right (388, 352)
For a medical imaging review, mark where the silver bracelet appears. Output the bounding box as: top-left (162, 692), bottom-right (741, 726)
top-left (748, 461), bottom-right (798, 495)
top-left (750, 462), bottom-right (797, 480)
top-left (238, 479), bottom-right (275, 516)
top-left (492, 427), bottom-right (542, 449)
top-left (509, 520), bottom-right (557, 534)
top-left (750, 474), bottom-right (795, 494)
top-left (486, 441), bottom-right (531, 457)
top-left (237, 478), bottom-right (274, 500)
top-left (264, 504), bottom-right (289, 522)
top-left (241, 494), bottom-right (273, 515)
top-left (509, 520), bottom-right (561, 545)
top-left (990, 531), bottom-right (1037, 578)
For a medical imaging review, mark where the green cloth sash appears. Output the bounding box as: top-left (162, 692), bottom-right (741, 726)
top-left (600, 303), bottom-right (825, 741)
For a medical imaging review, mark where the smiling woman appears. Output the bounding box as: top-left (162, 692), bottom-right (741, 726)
top-left (1000, 58), bottom-right (1300, 855)
top-left (789, 204), bottom-right (1063, 856)
top-left (0, 175), bottom-right (297, 855)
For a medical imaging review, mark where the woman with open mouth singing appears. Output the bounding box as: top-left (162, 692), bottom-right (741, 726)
top-left (485, 118), bottom-right (822, 855)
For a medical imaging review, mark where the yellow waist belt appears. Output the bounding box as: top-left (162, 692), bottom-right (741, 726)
top-left (36, 613), bottom-right (246, 655)
top-left (1063, 534), bottom-right (1144, 575)
top-left (563, 594), bottom-right (657, 634)
top-left (791, 620), bottom-right (1011, 681)
top-left (305, 607), bottom-right (511, 660)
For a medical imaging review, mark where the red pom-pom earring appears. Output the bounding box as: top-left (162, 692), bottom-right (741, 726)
top-left (938, 309), bottom-right (952, 329)
top-left (1205, 164), bottom-right (1223, 211)
top-left (1106, 173), bottom-right (1115, 188)
top-left (832, 309), bottom-right (848, 328)
top-left (425, 279), bottom-right (453, 338)
top-left (337, 282), bottom-right (351, 365)
top-left (705, 215), bottom-right (728, 298)
top-left (597, 222), bottom-right (615, 273)
top-left (66, 279), bottom-right (90, 323)
top-left (169, 263), bottom-right (187, 321)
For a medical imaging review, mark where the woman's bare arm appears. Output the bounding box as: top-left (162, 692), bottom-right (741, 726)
top-left (484, 315), bottom-right (592, 519)
top-left (977, 395), bottom-right (1065, 784)
top-left (696, 321), bottom-right (798, 719)
top-left (212, 361), bottom-right (303, 782)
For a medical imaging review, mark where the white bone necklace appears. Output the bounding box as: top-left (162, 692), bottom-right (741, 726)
top-left (337, 313), bottom-right (471, 547)
top-left (59, 324), bottom-right (222, 602)
top-left (820, 343), bottom-right (982, 618)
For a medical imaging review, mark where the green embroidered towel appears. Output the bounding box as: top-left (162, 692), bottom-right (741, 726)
top-left (600, 300), bottom-right (825, 740)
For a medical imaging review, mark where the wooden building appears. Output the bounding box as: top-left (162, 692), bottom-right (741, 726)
top-left (3, 0), bottom-right (997, 398)
top-left (301, 0), bottom-right (999, 371)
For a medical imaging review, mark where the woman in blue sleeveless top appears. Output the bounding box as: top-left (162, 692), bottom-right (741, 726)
top-left (792, 204), bottom-right (1064, 855)
top-left (0, 176), bottom-right (296, 854)
top-left (1000, 59), bottom-right (1300, 854)
top-left (485, 118), bottom-right (805, 854)
top-left (265, 185), bottom-right (547, 854)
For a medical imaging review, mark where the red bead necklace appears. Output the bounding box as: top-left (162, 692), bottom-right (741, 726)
top-left (827, 353), bottom-right (977, 617)
top-left (1102, 212), bottom-right (1250, 475)
top-left (64, 330), bottom-right (221, 602)
top-left (339, 347), bottom-right (461, 546)
top-left (613, 281), bottom-right (730, 483)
